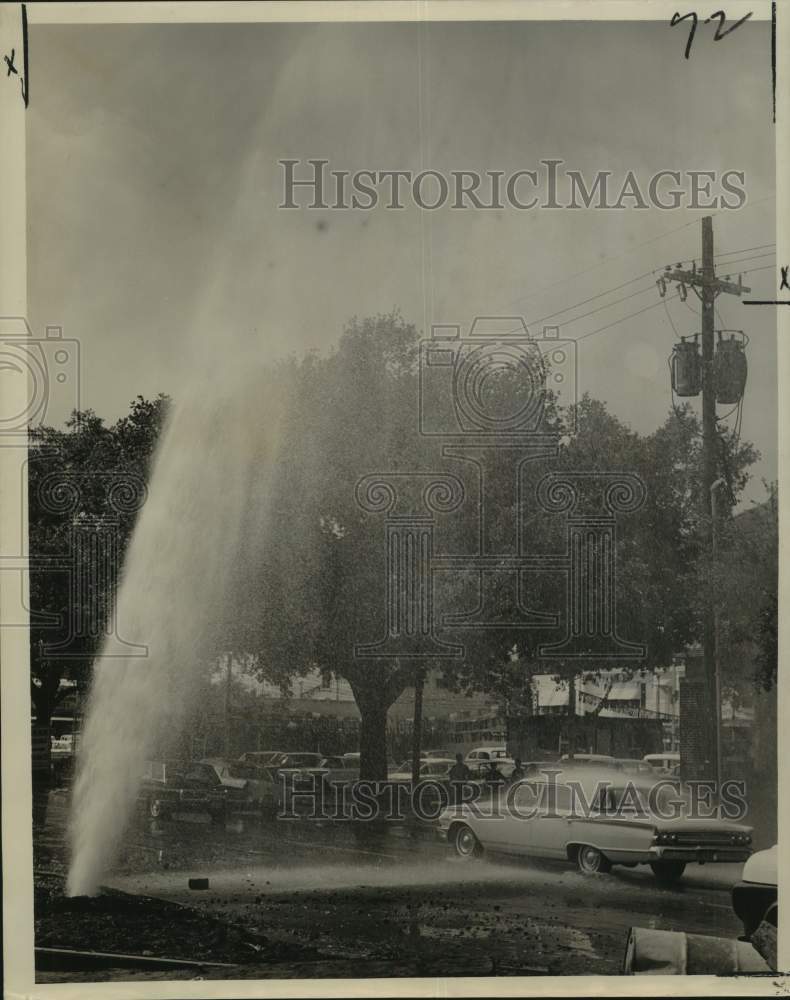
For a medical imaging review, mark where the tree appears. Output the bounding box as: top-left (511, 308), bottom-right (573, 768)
top-left (28, 396), bottom-right (170, 738)
top-left (230, 313), bottom-right (434, 779)
top-left (434, 395), bottom-right (760, 708)
top-left (712, 481), bottom-right (778, 698)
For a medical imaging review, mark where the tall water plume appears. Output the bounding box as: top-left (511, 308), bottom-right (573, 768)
top-left (66, 361), bottom-right (287, 897)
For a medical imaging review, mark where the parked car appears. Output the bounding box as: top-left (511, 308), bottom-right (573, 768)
top-left (273, 752), bottom-right (325, 771)
top-left (199, 757), bottom-right (278, 807)
top-left (138, 760), bottom-right (218, 820)
top-left (643, 752), bottom-right (681, 774)
top-left (560, 753), bottom-right (616, 767)
top-left (436, 766), bottom-right (752, 883)
top-left (465, 746), bottom-right (509, 765)
top-left (212, 759), bottom-right (282, 810)
top-left (464, 747), bottom-right (516, 778)
top-left (179, 759), bottom-right (262, 819)
top-left (280, 755), bottom-right (360, 796)
top-left (317, 755), bottom-right (360, 784)
top-left (732, 844), bottom-right (777, 938)
top-left (388, 758), bottom-right (456, 783)
top-left (239, 750), bottom-right (287, 768)
top-left (614, 758), bottom-right (661, 776)
top-left (340, 752), bottom-right (402, 774)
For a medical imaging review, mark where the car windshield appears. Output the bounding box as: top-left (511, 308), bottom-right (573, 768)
top-left (249, 752), bottom-right (284, 765)
top-left (228, 764), bottom-right (261, 780)
top-left (282, 754), bottom-right (323, 767)
top-left (421, 763), bottom-right (450, 776)
top-left (320, 757), bottom-right (345, 768)
top-left (184, 765), bottom-right (218, 784)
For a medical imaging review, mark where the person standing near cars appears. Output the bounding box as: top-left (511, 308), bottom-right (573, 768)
top-left (484, 759), bottom-right (506, 796)
top-left (449, 753), bottom-right (472, 806)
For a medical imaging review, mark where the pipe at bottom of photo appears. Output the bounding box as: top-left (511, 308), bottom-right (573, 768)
top-left (622, 926), bottom-right (772, 975)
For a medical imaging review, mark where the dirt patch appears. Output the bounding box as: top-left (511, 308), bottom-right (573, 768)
top-left (34, 873), bottom-right (310, 968)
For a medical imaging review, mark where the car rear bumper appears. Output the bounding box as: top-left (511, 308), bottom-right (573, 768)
top-left (650, 845), bottom-right (751, 863)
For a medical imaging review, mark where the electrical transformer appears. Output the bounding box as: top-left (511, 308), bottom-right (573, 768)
top-left (714, 334), bottom-right (747, 405)
top-left (671, 337), bottom-right (702, 397)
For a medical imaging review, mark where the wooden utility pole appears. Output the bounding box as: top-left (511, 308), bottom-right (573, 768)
top-left (566, 673), bottom-right (577, 759)
top-left (701, 216), bottom-right (719, 785)
top-left (224, 654), bottom-right (233, 757)
top-left (662, 217), bottom-right (750, 782)
top-left (411, 665), bottom-right (426, 785)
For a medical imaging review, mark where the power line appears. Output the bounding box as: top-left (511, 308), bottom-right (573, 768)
top-left (524, 271), bottom-right (656, 328)
top-left (544, 282), bottom-right (656, 329)
top-left (711, 250), bottom-right (776, 271)
top-left (510, 194), bottom-right (776, 316)
top-left (714, 242), bottom-right (775, 258)
top-left (542, 263), bottom-right (774, 345)
top-left (681, 242), bottom-right (776, 265)
top-left (506, 215), bottom-right (706, 312)
top-left (575, 296), bottom-right (670, 341)
top-left (740, 263), bottom-right (776, 276)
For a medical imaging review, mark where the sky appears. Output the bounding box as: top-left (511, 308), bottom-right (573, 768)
top-left (27, 17), bottom-right (777, 503)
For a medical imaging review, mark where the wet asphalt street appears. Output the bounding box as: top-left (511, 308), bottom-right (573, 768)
top-left (36, 787), bottom-right (746, 978)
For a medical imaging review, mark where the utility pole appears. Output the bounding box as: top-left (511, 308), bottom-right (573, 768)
top-left (662, 216), bottom-right (750, 784)
top-left (411, 665), bottom-right (426, 785)
top-left (224, 654), bottom-right (233, 757)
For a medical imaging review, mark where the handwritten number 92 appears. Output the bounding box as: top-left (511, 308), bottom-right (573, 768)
top-left (671, 10), bottom-right (753, 59)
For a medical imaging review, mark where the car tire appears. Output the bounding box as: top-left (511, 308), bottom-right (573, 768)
top-left (650, 860), bottom-right (686, 883)
top-left (451, 823), bottom-right (483, 860)
top-left (576, 845), bottom-right (611, 875)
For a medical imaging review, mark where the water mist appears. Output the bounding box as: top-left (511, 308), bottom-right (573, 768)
top-left (66, 363), bottom-right (286, 897)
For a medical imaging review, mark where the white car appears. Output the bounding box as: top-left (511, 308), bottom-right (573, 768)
top-left (560, 753), bottom-right (616, 767)
top-left (437, 766), bottom-right (752, 883)
top-left (388, 758), bottom-right (456, 783)
top-left (465, 746), bottom-right (509, 765)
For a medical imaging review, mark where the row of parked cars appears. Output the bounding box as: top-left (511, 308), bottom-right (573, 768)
top-left (138, 751), bottom-right (366, 821)
top-left (137, 745), bottom-right (682, 821)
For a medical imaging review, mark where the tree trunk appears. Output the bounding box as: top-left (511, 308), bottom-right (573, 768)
top-left (346, 663), bottom-right (412, 781)
top-left (358, 701), bottom-right (389, 780)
